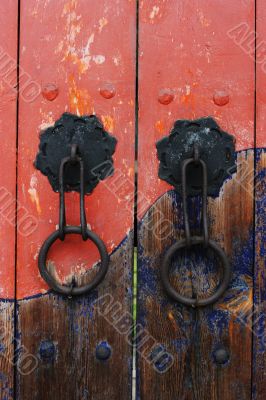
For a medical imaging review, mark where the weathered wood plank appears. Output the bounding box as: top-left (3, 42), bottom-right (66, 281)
top-left (252, 1), bottom-right (266, 397)
top-left (17, 236), bottom-right (134, 399)
top-left (16, 1), bottom-right (136, 398)
top-left (137, 1), bottom-right (255, 399)
top-left (0, 1), bottom-right (18, 398)
top-left (253, 150), bottom-right (266, 400)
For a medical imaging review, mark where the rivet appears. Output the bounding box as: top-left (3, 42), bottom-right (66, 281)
top-left (42, 83), bottom-right (59, 101)
top-left (100, 83), bottom-right (116, 99)
top-left (149, 345), bottom-right (173, 373)
top-left (39, 340), bottom-right (56, 363)
top-left (213, 347), bottom-right (230, 365)
top-left (158, 88), bottom-right (174, 105)
top-left (213, 91), bottom-right (229, 106)
top-left (95, 341), bottom-right (111, 361)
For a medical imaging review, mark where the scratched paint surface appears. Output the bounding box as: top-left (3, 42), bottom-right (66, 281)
top-left (0, 0), bottom-right (264, 399)
top-left (256, 0), bottom-right (266, 151)
top-left (137, 151), bottom-right (255, 399)
top-left (137, 1), bottom-right (255, 399)
top-left (253, 1), bottom-right (266, 398)
top-left (15, 1), bottom-right (136, 399)
top-left (17, 235), bottom-right (134, 399)
top-left (0, 3), bottom-right (17, 300)
top-left (138, 0), bottom-right (254, 219)
top-left (0, 2), bottom-right (18, 398)
top-left (17, 0), bottom-right (136, 299)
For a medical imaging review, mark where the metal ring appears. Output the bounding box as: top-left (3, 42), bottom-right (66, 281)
top-left (160, 236), bottom-right (231, 307)
top-left (38, 226), bottom-right (109, 296)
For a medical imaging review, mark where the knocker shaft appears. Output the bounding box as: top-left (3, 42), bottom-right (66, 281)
top-left (59, 144), bottom-right (88, 241)
top-left (181, 154), bottom-right (208, 247)
top-left (38, 143), bottom-right (109, 296)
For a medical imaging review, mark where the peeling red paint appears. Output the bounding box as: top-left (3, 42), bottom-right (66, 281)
top-left (138, 0), bottom-right (255, 219)
top-left (17, 0), bottom-right (136, 299)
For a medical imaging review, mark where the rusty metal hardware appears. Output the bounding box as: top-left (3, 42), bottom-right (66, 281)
top-left (157, 118), bottom-right (235, 307)
top-left (35, 112), bottom-right (117, 194)
top-left (156, 117), bottom-right (236, 196)
top-left (213, 346), bottom-right (230, 365)
top-left (35, 113), bottom-right (117, 296)
top-left (95, 342), bottom-right (112, 361)
top-left (38, 144), bottom-right (109, 296)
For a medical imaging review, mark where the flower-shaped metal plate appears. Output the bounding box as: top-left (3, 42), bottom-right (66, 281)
top-left (156, 117), bottom-right (236, 196)
top-left (35, 112), bottom-right (117, 194)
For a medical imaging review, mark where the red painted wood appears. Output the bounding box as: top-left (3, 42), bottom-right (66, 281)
top-left (0, 1), bottom-right (17, 299)
top-left (256, 1), bottom-right (266, 150)
top-left (0, 1), bottom-right (18, 397)
top-left (16, 1), bottom-right (136, 398)
top-left (138, 0), bottom-right (255, 219)
top-left (137, 1), bottom-right (255, 399)
top-left (17, 0), bottom-right (136, 299)
top-left (253, 2), bottom-right (266, 398)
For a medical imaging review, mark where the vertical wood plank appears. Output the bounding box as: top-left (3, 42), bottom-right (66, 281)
top-left (137, 1), bottom-right (255, 399)
top-left (253, 1), bottom-right (266, 398)
top-left (16, 1), bottom-right (136, 398)
top-left (0, 1), bottom-right (18, 399)
top-left (253, 150), bottom-right (266, 400)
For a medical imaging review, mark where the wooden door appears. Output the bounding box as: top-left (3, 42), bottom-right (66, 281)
top-left (253, 1), bottom-right (266, 398)
top-left (137, 1), bottom-right (259, 399)
top-left (0, 1), bottom-right (265, 399)
top-left (15, 1), bottom-right (136, 399)
top-left (0, 2), bottom-right (18, 398)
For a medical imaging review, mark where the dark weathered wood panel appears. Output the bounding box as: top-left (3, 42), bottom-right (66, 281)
top-left (137, 151), bottom-right (254, 400)
top-left (17, 236), bottom-right (133, 400)
top-left (252, 2), bottom-right (266, 397)
top-left (0, 1), bottom-right (18, 398)
top-left (253, 150), bottom-right (266, 400)
top-left (16, 1), bottom-right (136, 398)
top-left (137, 1), bottom-right (255, 399)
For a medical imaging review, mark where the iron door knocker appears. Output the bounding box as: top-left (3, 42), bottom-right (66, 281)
top-left (156, 117), bottom-right (236, 307)
top-left (35, 112), bottom-right (117, 296)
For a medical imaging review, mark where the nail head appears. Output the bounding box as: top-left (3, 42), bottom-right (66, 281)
top-left (213, 347), bottom-right (230, 365)
top-left (213, 91), bottom-right (229, 106)
top-left (95, 341), bottom-right (111, 361)
top-left (42, 83), bottom-right (59, 101)
top-left (158, 88), bottom-right (174, 105)
top-left (100, 83), bottom-right (116, 99)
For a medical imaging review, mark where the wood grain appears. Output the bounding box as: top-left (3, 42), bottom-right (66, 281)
top-left (252, 2), bottom-right (266, 397)
top-left (252, 150), bottom-right (266, 400)
top-left (138, 151), bottom-right (254, 400)
top-left (137, 1), bottom-right (255, 399)
top-left (17, 235), bottom-right (133, 400)
top-left (16, 1), bottom-right (136, 398)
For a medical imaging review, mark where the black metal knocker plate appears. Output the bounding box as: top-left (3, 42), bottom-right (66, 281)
top-left (156, 117), bottom-right (236, 196)
top-left (35, 112), bottom-right (117, 194)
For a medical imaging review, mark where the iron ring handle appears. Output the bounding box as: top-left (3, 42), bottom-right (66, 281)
top-left (160, 236), bottom-right (231, 307)
top-left (38, 226), bottom-right (109, 296)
